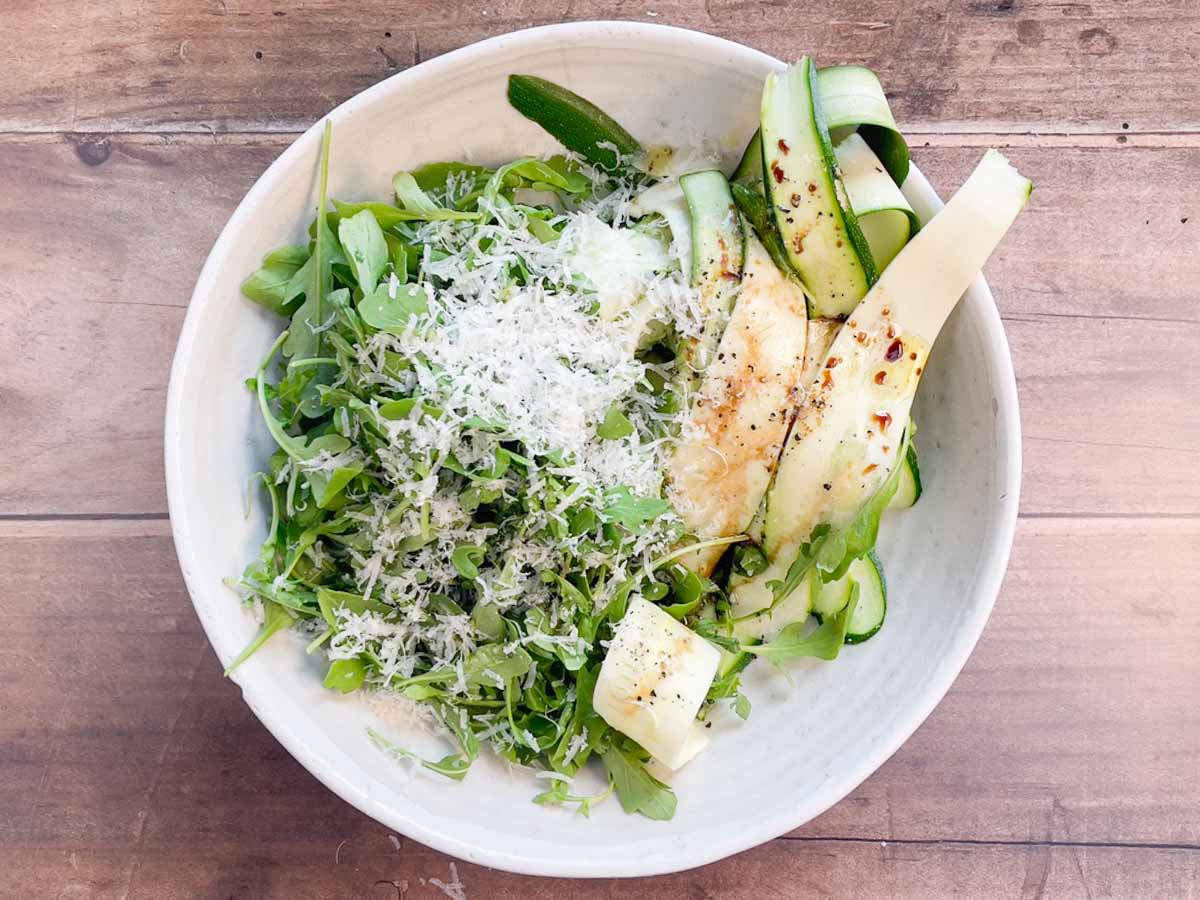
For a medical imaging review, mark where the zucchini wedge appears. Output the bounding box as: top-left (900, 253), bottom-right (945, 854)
top-left (760, 57), bottom-right (876, 318)
top-left (507, 74), bottom-right (642, 172)
top-left (669, 225), bottom-right (808, 575)
top-left (731, 150), bottom-right (1031, 616)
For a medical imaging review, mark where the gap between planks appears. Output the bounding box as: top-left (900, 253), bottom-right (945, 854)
top-left (776, 836), bottom-right (1200, 853)
top-left (1, 130), bottom-right (1199, 149)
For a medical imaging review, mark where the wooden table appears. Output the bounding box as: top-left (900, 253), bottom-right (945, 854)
top-left (4, 2), bottom-right (1198, 897)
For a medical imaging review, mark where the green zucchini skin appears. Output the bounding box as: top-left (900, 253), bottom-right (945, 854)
top-left (888, 441), bottom-right (923, 509)
top-left (760, 57), bottom-right (875, 317)
top-left (730, 181), bottom-right (795, 280)
top-left (506, 74), bottom-right (642, 171)
top-left (732, 130), bottom-right (764, 185)
top-left (810, 552), bottom-right (887, 644)
top-left (678, 170), bottom-right (745, 384)
top-left (844, 551), bottom-right (887, 643)
top-left (815, 65), bottom-right (910, 186)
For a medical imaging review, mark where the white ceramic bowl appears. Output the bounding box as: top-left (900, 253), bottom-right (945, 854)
top-left (166, 22), bottom-right (1020, 878)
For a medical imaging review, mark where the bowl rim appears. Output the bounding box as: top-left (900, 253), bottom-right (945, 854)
top-left (165, 20), bottom-right (1022, 878)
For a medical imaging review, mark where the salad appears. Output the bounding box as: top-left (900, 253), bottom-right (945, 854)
top-left (231, 58), bottom-right (1030, 820)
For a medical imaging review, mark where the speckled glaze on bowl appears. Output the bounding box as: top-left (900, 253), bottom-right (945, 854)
top-left (165, 22), bottom-right (1021, 878)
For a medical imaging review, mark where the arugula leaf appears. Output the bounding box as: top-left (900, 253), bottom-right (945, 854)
top-left (315, 586), bottom-right (389, 626)
top-left (600, 486), bottom-right (671, 531)
top-left (743, 584), bottom-right (859, 666)
top-left (323, 657), bottom-right (367, 693)
top-left (241, 245), bottom-right (309, 315)
top-left (601, 746), bottom-right (677, 821)
top-left (368, 729), bottom-right (473, 782)
top-left (506, 156), bottom-right (591, 194)
top-left (357, 282), bottom-right (429, 331)
top-left (332, 199), bottom-right (483, 229)
top-left (812, 437), bottom-right (909, 581)
top-left (451, 544), bottom-right (486, 580)
top-left (733, 692), bottom-right (752, 720)
top-left (337, 209), bottom-right (389, 294)
top-left (596, 404), bottom-right (634, 440)
top-left (411, 160), bottom-right (490, 193)
top-left (392, 172), bottom-right (485, 221)
top-left (224, 601), bottom-right (292, 676)
top-left (470, 601), bottom-right (505, 639)
top-left (283, 121), bottom-right (334, 363)
top-left (765, 432), bottom-right (911, 608)
top-left (764, 523), bottom-right (830, 610)
top-left (732, 542), bottom-right (768, 578)
top-left (463, 644), bottom-right (533, 688)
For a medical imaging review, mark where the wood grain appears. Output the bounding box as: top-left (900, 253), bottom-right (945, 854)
top-left (5, 2), bottom-right (1200, 892)
top-left (3, 1), bottom-right (1198, 135)
top-left (3, 841), bottom-right (1198, 900)
top-left (3, 136), bottom-right (1197, 516)
top-left (3, 516), bottom-right (1198, 896)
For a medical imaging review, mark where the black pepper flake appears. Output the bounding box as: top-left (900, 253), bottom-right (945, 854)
top-left (823, 482), bottom-right (832, 491)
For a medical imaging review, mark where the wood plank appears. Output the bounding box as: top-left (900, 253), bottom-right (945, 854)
top-left (2, 137), bottom-right (1197, 516)
top-left (2, 517), bottom-right (1197, 861)
top-left (1, 841), bottom-right (1197, 899)
top-left (2, 1), bottom-right (1198, 135)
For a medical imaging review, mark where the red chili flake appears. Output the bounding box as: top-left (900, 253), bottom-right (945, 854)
top-left (915, 366), bottom-right (923, 375)
top-left (881, 306), bottom-right (891, 316)
top-left (771, 163), bottom-right (785, 184)
top-left (778, 139), bottom-right (790, 153)
top-left (807, 182), bottom-right (818, 193)
top-left (874, 371), bottom-right (887, 385)
top-left (822, 369), bottom-right (835, 388)
top-left (886, 324), bottom-right (896, 339)
top-left (790, 193), bottom-right (802, 207)
top-left (885, 338), bottom-right (904, 362)
top-left (720, 270), bottom-right (740, 280)
top-left (854, 331), bottom-right (868, 344)
top-left (825, 356), bottom-right (840, 369)
top-left (909, 352), bottom-right (917, 360)
top-left (792, 234), bottom-right (805, 253)
top-left (862, 463), bottom-right (878, 475)
top-left (849, 319), bottom-right (858, 328)
top-left (873, 411), bottom-right (893, 430)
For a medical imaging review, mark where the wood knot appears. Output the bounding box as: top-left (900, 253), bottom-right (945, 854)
top-left (72, 136), bottom-right (111, 167)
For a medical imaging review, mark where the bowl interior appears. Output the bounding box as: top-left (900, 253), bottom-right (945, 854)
top-left (166, 22), bottom-right (1020, 878)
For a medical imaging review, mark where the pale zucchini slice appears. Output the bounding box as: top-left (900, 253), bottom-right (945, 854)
top-left (835, 133), bottom-right (919, 271)
top-left (761, 57), bottom-right (875, 318)
top-left (593, 598), bottom-right (721, 771)
top-left (669, 227), bottom-right (809, 575)
top-left (678, 170), bottom-right (745, 385)
top-left (733, 150), bottom-right (1031, 615)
